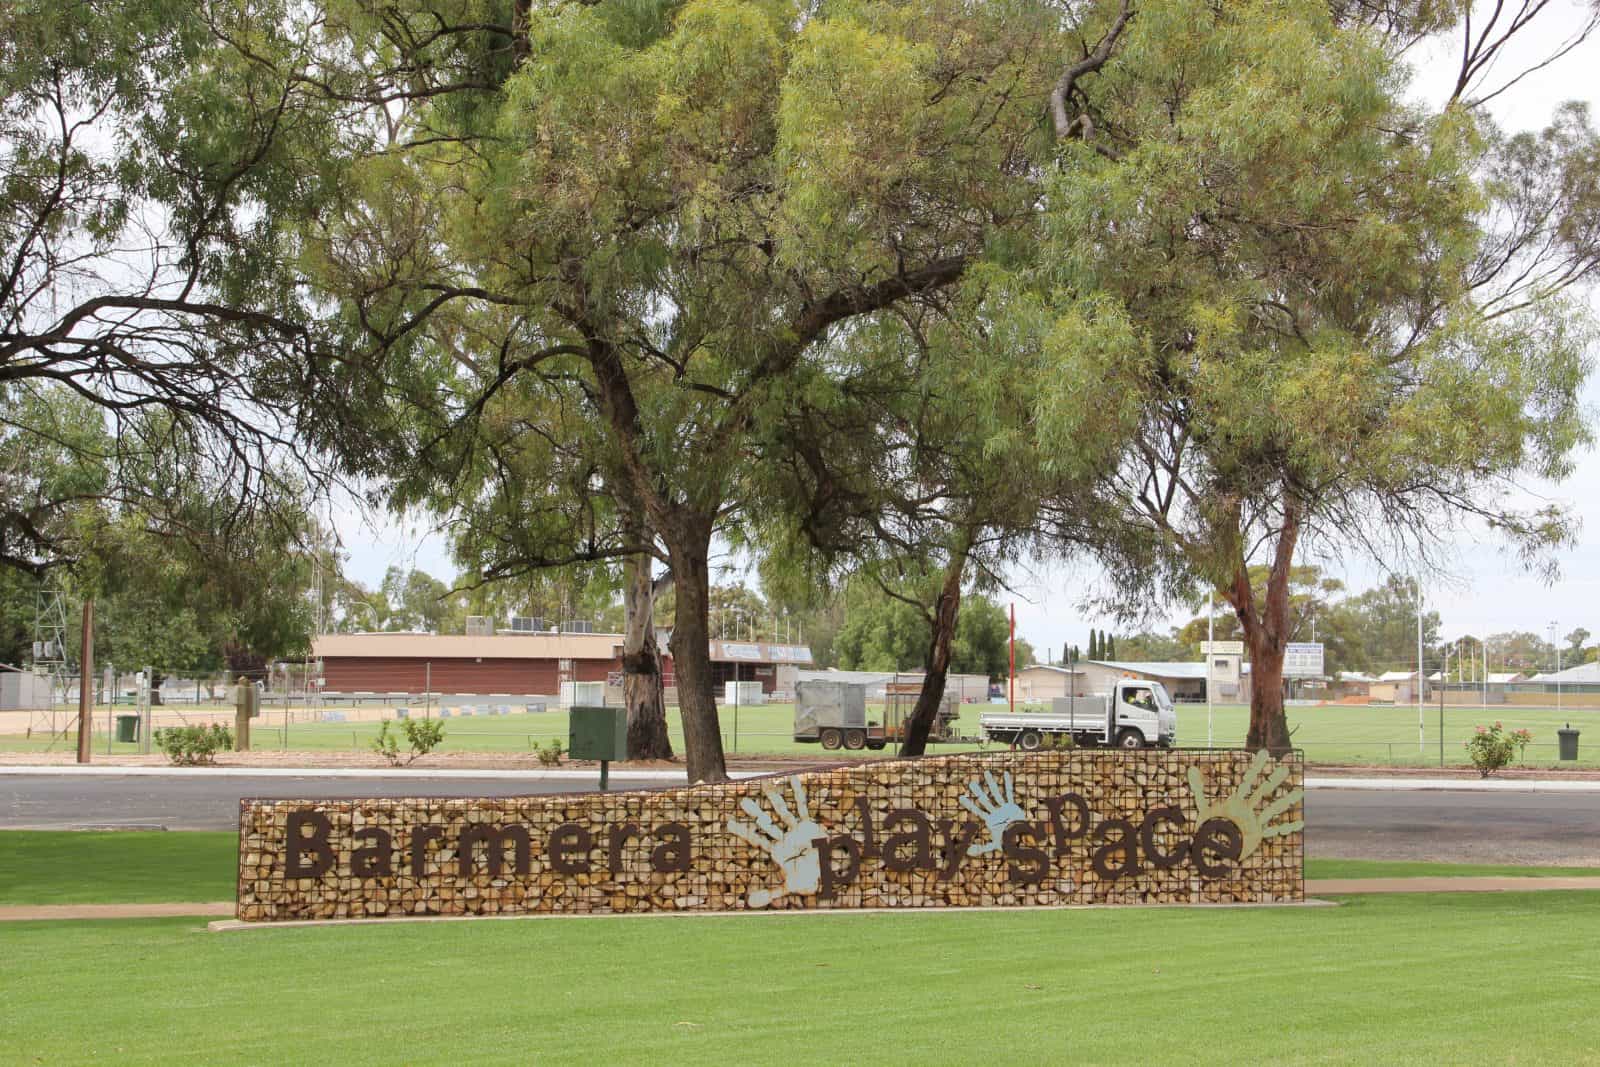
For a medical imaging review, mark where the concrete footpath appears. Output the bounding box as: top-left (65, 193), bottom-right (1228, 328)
top-left (4, 877), bottom-right (1598, 922)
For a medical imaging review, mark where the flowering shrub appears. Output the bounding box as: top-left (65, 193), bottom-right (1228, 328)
top-left (1464, 722), bottom-right (1522, 777)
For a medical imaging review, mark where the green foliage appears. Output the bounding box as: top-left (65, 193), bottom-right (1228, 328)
top-left (152, 724), bottom-right (234, 766)
top-left (372, 718), bottom-right (447, 766)
top-left (1464, 722), bottom-right (1522, 778)
top-left (536, 738), bottom-right (566, 767)
top-left (832, 582), bottom-right (1016, 679)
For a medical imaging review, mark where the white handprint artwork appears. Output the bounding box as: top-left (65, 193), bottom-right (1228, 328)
top-left (960, 769), bottom-right (1026, 856)
top-left (727, 775), bottom-right (826, 907)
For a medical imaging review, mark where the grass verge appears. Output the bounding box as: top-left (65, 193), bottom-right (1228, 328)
top-left (7, 831), bottom-right (1599, 907)
top-left (4, 893), bottom-right (1600, 1065)
top-left (0, 830), bottom-right (238, 904)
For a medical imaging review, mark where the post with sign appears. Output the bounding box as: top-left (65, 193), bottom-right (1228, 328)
top-left (234, 681), bottom-right (259, 751)
top-left (569, 706), bottom-right (627, 791)
top-left (1283, 643), bottom-right (1326, 706)
top-left (1200, 639), bottom-right (1244, 747)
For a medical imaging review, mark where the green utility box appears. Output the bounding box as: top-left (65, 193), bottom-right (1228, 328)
top-left (568, 706), bottom-right (628, 762)
top-left (115, 714), bottom-right (139, 743)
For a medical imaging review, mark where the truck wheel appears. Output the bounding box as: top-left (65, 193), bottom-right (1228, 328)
top-left (867, 741), bottom-right (886, 751)
top-left (1116, 728), bottom-right (1145, 750)
top-left (821, 728), bottom-right (843, 750)
top-left (1018, 729), bottom-right (1043, 751)
top-left (844, 729), bottom-right (867, 750)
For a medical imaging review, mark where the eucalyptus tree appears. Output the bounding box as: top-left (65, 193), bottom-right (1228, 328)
top-left (0, 0), bottom-right (331, 573)
top-left (406, 373), bottom-right (675, 758)
top-left (1023, 0), bottom-right (1600, 752)
top-left (747, 280), bottom-right (1090, 754)
top-left (275, 0), bottom-right (1073, 782)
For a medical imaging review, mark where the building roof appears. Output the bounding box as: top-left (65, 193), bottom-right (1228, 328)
top-left (313, 632), bottom-right (816, 664)
top-left (1487, 672), bottom-right (1527, 684)
top-left (1376, 670), bottom-right (1419, 682)
top-left (1338, 671), bottom-right (1377, 683)
top-left (1088, 659), bottom-right (1209, 680)
top-left (1525, 661), bottom-right (1600, 683)
top-left (1018, 664), bottom-right (1084, 676)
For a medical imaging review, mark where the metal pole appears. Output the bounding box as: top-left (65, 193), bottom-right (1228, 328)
top-left (1008, 603), bottom-right (1016, 715)
top-left (1439, 668), bottom-right (1445, 767)
top-left (1207, 593), bottom-right (1215, 748)
top-left (75, 599), bottom-right (93, 764)
top-left (1482, 639), bottom-right (1488, 709)
top-left (1416, 601), bottom-right (1424, 755)
top-left (1546, 621), bottom-right (1559, 713)
top-left (733, 660), bottom-right (739, 753)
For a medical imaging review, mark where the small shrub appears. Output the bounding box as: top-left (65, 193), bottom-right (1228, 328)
top-left (372, 718), bottom-right (447, 766)
top-left (536, 738), bottom-right (565, 767)
top-left (1511, 727), bottom-right (1534, 763)
top-left (1465, 721), bottom-right (1518, 777)
top-left (1043, 732), bottom-right (1075, 751)
top-left (153, 724), bottom-right (233, 766)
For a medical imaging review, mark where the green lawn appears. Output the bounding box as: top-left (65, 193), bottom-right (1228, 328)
top-left (4, 893), bottom-right (1599, 1064)
top-left (5, 831), bottom-right (1597, 908)
top-left (1302, 858), bottom-right (1600, 880)
top-left (5, 700), bottom-right (1597, 766)
top-left (0, 831), bottom-right (239, 904)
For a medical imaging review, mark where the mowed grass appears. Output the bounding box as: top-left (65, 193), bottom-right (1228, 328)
top-left (4, 700), bottom-right (1597, 765)
top-left (0, 831), bottom-right (239, 904)
top-left (5, 893), bottom-right (1600, 1065)
top-left (5, 832), bottom-right (1597, 908)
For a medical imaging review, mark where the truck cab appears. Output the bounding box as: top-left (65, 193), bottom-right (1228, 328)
top-left (1110, 680), bottom-right (1176, 748)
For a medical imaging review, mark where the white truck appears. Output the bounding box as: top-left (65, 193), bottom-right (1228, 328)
top-left (978, 680), bottom-right (1177, 750)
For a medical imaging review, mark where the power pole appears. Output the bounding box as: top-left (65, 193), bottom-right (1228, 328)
top-left (75, 599), bottom-right (93, 764)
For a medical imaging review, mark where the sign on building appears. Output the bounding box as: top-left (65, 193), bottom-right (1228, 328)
top-left (1284, 642), bottom-right (1325, 678)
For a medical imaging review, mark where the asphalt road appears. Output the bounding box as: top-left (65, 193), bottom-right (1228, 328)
top-left (3, 773), bottom-right (1598, 864)
top-left (0, 774), bottom-right (683, 831)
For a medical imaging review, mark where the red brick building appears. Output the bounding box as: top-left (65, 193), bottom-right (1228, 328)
top-left (312, 633), bottom-right (813, 697)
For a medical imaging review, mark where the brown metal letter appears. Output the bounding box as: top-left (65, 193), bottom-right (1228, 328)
top-left (1139, 807), bottom-right (1189, 870)
top-left (1091, 818), bottom-right (1140, 880)
top-left (548, 824), bottom-right (591, 875)
top-left (1192, 818), bottom-right (1243, 879)
top-left (351, 827), bottom-right (394, 878)
top-left (285, 810), bottom-right (334, 878)
top-left (608, 822), bottom-right (640, 876)
top-left (650, 822), bottom-right (692, 873)
top-left (813, 835), bottom-right (863, 900)
top-left (881, 810), bottom-right (934, 873)
top-left (461, 824), bottom-right (534, 877)
top-left (1002, 822), bottom-right (1049, 886)
top-left (1043, 793), bottom-right (1092, 853)
top-left (410, 825), bottom-right (444, 878)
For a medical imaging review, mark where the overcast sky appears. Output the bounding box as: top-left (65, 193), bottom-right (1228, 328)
top-left (338, 3), bottom-right (1600, 656)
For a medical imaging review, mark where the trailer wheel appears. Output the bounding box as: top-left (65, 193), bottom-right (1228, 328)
top-left (867, 741), bottom-right (886, 751)
top-left (1116, 728), bottom-right (1145, 750)
top-left (821, 728), bottom-right (843, 750)
top-left (844, 728), bottom-right (867, 750)
top-left (1018, 729), bottom-right (1043, 751)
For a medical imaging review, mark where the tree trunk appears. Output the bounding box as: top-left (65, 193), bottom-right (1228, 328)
top-left (149, 670), bottom-right (165, 707)
top-left (665, 529), bottom-right (728, 783)
top-left (901, 550), bottom-right (967, 757)
top-left (1227, 502), bottom-right (1299, 756)
top-left (622, 549), bottom-right (673, 761)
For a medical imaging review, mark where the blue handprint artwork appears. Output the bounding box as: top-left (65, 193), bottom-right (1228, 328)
top-left (959, 769), bottom-right (1026, 856)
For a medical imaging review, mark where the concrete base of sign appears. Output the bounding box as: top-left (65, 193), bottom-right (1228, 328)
top-left (210, 897), bottom-right (1336, 932)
